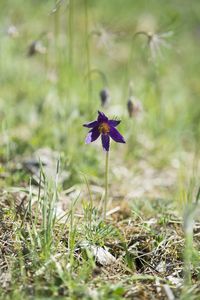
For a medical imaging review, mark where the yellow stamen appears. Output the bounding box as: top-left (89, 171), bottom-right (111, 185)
top-left (98, 122), bottom-right (110, 134)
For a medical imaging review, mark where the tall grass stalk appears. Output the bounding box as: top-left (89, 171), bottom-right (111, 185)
top-left (53, 0), bottom-right (60, 83)
top-left (67, 198), bottom-right (78, 299)
top-left (82, 173), bottom-right (93, 228)
top-left (68, 201), bottom-right (75, 275)
top-left (32, 161), bottom-right (59, 259)
top-left (183, 205), bottom-right (194, 286)
top-left (1, 121), bottom-right (10, 162)
top-left (182, 187), bottom-right (200, 298)
top-left (68, 0), bottom-right (74, 65)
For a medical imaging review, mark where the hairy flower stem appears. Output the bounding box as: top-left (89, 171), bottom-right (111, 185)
top-left (104, 150), bottom-right (109, 219)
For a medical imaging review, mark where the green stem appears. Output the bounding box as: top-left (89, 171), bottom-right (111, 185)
top-left (104, 151), bottom-right (109, 219)
top-left (84, 0), bottom-right (92, 110)
top-left (54, 0), bottom-right (59, 62)
top-left (123, 34), bottom-right (137, 101)
top-left (68, 0), bottom-right (74, 65)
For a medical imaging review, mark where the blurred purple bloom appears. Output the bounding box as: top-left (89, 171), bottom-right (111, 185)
top-left (83, 111), bottom-right (125, 151)
top-left (99, 88), bottom-right (110, 107)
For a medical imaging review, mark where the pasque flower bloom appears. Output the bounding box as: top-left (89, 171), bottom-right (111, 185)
top-left (83, 111), bottom-right (125, 151)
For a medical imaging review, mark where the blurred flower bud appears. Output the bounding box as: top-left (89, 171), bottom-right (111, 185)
top-left (99, 88), bottom-right (110, 107)
top-left (27, 40), bottom-right (46, 57)
top-left (127, 99), bottom-right (134, 118)
top-left (127, 97), bottom-right (143, 118)
top-left (7, 25), bottom-right (19, 38)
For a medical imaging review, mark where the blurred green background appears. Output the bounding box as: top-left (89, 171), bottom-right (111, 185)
top-left (0, 0), bottom-right (199, 189)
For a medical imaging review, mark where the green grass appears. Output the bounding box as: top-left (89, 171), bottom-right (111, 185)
top-left (0, 0), bottom-right (200, 299)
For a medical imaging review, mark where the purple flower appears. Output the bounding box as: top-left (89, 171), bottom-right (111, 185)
top-left (83, 111), bottom-right (125, 151)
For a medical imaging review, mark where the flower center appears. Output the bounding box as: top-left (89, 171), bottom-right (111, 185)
top-left (98, 122), bottom-right (110, 134)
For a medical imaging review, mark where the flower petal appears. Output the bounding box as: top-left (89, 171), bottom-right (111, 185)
top-left (85, 127), bottom-right (100, 144)
top-left (97, 111), bottom-right (108, 123)
top-left (101, 134), bottom-right (110, 151)
top-left (83, 120), bottom-right (98, 128)
top-left (108, 120), bottom-right (121, 127)
top-left (109, 126), bottom-right (125, 143)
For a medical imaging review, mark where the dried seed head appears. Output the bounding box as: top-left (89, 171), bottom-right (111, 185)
top-left (99, 88), bottom-right (110, 107)
top-left (93, 26), bottom-right (115, 54)
top-left (133, 30), bottom-right (173, 61)
top-left (27, 40), bottom-right (46, 57)
top-left (147, 31), bottom-right (173, 61)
